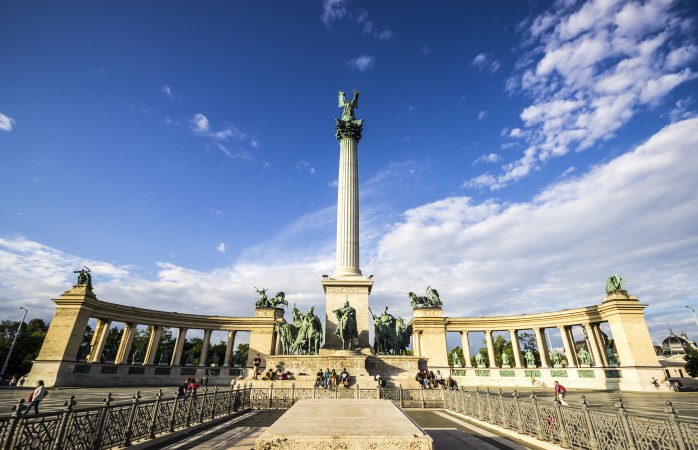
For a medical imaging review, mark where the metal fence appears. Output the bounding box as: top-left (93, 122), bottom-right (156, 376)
top-left (0, 385), bottom-right (251, 450)
top-left (3, 385), bottom-right (698, 450)
top-left (442, 388), bottom-right (698, 450)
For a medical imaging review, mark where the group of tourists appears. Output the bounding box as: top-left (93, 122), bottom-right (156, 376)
top-left (261, 368), bottom-right (291, 381)
top-left (415, 369), bottom-right (457, 390)
top-left (7, 375), bottom-right (26, 389)
top-left (651, 376), bottom-right (682, 391)
top-left (315, 367), bottom-right (351, 388)
top-left (177, 377), bottom-right (208, 399)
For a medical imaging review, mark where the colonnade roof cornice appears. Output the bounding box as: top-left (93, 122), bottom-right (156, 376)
top-left (53, 292), bottom-right (282, 330)
top-left (440, 298), bottom-right (648, 331)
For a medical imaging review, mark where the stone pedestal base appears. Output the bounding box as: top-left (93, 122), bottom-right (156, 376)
top-left (477, 364), bottom-right (486, 369)
top-left (255, 399), bottom-right (433, 450)
top-left (501, 365), bottom-right (511, 369)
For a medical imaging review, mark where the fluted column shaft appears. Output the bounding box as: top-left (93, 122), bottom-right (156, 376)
top-left (460, 331), bottom-right (472, 368)
top-left (199, 329), bottom-right (212, 367)
top-left (144, 325), bottom-right (161, 365)
top-left (559, 326), bottom-right (577, 367)
top-left (115, 322), bottom-right (136, 365)
top-left (172, 327), bottom-right (187, 366)
top-left (485, 330), bottom-right (496, 368)
top-left (223, 330), bottom-right (236, 367)
top-left (334, 137), bottom-right (362, 277)
top-left (510, 329), bottom-right (523, 368)
top-left (90, 319), bottom-right (112, 363)
top-left (535, 328), bottom-right (550, 368)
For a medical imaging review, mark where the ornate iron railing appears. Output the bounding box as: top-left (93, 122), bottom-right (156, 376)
top-left (441, 388), bottom-right (698, 450)
top-left (3, 385), bottom-right (697, 450)
top-left (0, 385), bottom-right (251, 450)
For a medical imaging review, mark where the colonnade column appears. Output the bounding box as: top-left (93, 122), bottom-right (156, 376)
top-left (534, 328), bottom-right (550, 368)
top-left (274, 331), bottom-right (282, 356)
top-left (144, 325), bottom-right (162, 366)
top-left (115, 322), bottom-right (136, 365)
top-left (592, 324), bottom-right (609, 366)
top-left (223, 330), bottom-right (236, 367)
top-left (460, 331), bottom-right (472, 368)
top-left (510, 330), bottom-right (522, 368)
top-left (199, 329), bottom-right (212, 367)
top-left (559, 326), bottom-right (576, 368)
top-left (171, 327), bottom-right (187, 366)
top-left (89, 319), bottom-right (112, 363)
top-left (485, 330), bottom-right (496, 368)
top-left (414, 331), bottom-right (421, 357)
top-left (583, 323), bottom-right (603, 367)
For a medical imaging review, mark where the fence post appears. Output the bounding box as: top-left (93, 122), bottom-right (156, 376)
top-left (211, 386), bottom-right (218, 420)
top-left (291, 383), bottom-right (296, 405)
top-left (268, 384), bottom-right (274, 409)
top-left (148, 390), bottom-right (163, 439)
top-left (226, 385), bottom-right (234, 414)
top-left (460, 389), bottom-right (466, 415)
top-left (475, 388), bottom-right (483, 420)
top-left (399, 384), bottom-right (403, 408)
top-left (498, 389), bottom-right (508, 429)
top-left (91, 393), bottom-right (112, 450)
top-left (198, 387), bottom-right (208, 423)
top-left (580, 396), bottom-right (600, 450)
top-left (185, 389), bottom-right (195, 427)
top-left (614, 398), bottom-right (638, 450)
top-left (553, 397), bottom-right (570, 448)
top-left (122, 391), bottom-right (142, 447)
top-left (169, 391), bottom-right (180, 433)
top-left (486, 388), bottom-right (495, 423)
top-left (530, 392), bottom-right (545, 441)
top-left (2, 399), bottom-right (25, 450)
top-left (52, 396), bottom-right (77, 450)
top-left (420, 385), bottom-right (425, 408)
top-left (512, 391), bottom-right (524, 433)
top-left (663, 401), bottom-right (687, 450)
top-left (355, 383), bottom-right (359, 399)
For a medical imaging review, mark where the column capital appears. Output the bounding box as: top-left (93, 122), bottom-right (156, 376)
top-left (335, 120), bottom-right (363, 141)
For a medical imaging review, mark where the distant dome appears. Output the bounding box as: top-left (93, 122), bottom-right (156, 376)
top-left (661, 331), bottom-right (697, 357)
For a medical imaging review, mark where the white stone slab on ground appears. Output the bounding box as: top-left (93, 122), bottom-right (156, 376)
top-left (255, 399), bottom-right (434, 450)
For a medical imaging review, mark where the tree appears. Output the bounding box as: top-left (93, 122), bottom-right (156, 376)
top-left (0, 319), bottom-right (49, 376)
top-left (102, 327), bottom-right (123, 362)
top-left (685, 349), bottom-right (698, 378)
top-left (493, 335), bottom-right (514, 367)
top-left (518, 332), bottom-right (541, 365)
top-left (208, 340), bottom-right (227, 366)
top-left (234, 343), bottom-right (249, 367)
top-left (154, 327), bottom-right (175, 365)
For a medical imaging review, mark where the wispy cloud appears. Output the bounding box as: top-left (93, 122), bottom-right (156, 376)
top-left (321, 1), bottom-right (394, 41)
top-left (161, 85), bottom-right (174, 99)
top-left (468, 0), bottom-right (698, 190)
top-left (348, 55), bottom-right (375, 72)
top-left (296, 160), bottom-right (316, 174)
top-left (473, 153), bottom-right (501, 165)
top-left (0, 112), bottom-right (15, 132)
top-left (321, 0), bottom-right (349, 28)
top-left (211, 208), bottom-right (226, 217)
top-left (216, 242), bottom-right (226, 254)
top-left (477, 110), bottom-right (488, 120)
top-left (190, 113), bottom-right (254, 160)
top-left (471, 53), bottom-right (501, 74)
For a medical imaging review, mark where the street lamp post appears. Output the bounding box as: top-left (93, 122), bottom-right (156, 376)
top-left (687, 306), bottom-right (698, 331)
top-left (1, 307), bottom-right (29, 376)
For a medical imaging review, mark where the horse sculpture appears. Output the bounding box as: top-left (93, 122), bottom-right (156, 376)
top-left (255, 289), bottom-right (288, 308)
top-left (408, 286), bottom-right (443, 308)
top-left (333, 300), bottom-right (359, 350)
top-left (293, 306), bottom-right (323, 355)
top-left (395, 317), bottom-right (413, 355)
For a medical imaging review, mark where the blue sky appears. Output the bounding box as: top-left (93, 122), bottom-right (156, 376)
top-left (1, 0), bottom-right (698, 347)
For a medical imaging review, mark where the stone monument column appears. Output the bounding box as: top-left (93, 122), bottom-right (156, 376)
top-left (89, 319), bottom-right (112, 363)
top-left (171, 327), bottom-right (188, 366)
top-left (223, 330), bottom-right (236, 367)
top-left (485, 330), bottom-right (496, 368)
top-left (509, 329), bottom-right (523, 369)
top-left (534, 328), bottom-right (550, 368)
top-left (115, 322), bottom-right (136, 365)
top-left (199, 329), bottom-right (212, 367)
top-left (460, 331), bottom-right (472, 368)
top-left (144, 325), bottom-right (162, 366)
top-left (322, 90), bottom-right (373, 352)
top-left (559, 326), bottom-right (576, 367)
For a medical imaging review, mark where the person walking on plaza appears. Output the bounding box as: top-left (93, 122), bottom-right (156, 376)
top-left (253, 354), bottom-right (261, 380)
top-left (554, 381), bottom-right (568, 406)
top-left (23, 380), bottom-right (47, 416)
top-left (18, 376), bottom-right (25, 388)
top-left (9, 376), bottom-right (17, 389)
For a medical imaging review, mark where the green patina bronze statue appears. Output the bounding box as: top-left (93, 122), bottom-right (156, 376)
top-left (605, 274), bottom-right (625, 293)
top-left (475, 351), bottom-right (486, 366)
top-left (578, 348), bottom-right (592, 365)
top-left (74, 266), bottom-right (92, 289)
top-left (254, 287), bottom-right (288, 308)
top-left (525, 349), bottom-right (536, 367)
top-left (408, 286), bottom-right (443, 308)
top-left (334, 299), bottom-right (359, 350)
top-left (336, 90), bottom-right (363, 141)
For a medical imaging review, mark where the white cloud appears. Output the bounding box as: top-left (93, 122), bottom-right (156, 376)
top-left (296, 160), bottom-right (316, 174)
top-left (211, 208), bottom-right (226, 217)
top-left (321, 0), bottom-right (349, 28)
top-left (0, 112), bottom-right (15, 132)
top-left (477, 0), bottom-right (698, 190)
top-left (477, 110), bottom-right (488, 120)
top-left (1, 120), bottom-right (696, 344)
top-left (216, 242), bottom-right (226, 254)
top-left (348, 55), bottom-right (375, 72)
top-left (161, 85), bottom-right (173, 98)
top-left (192, 113), bottom-right (209, 133)
top-left (473, 153), bottom-right (501, 165)
top-left (471, 53), bottom-right (501, 73)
